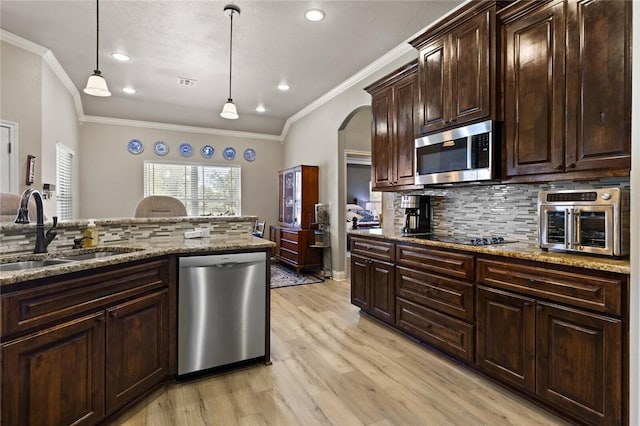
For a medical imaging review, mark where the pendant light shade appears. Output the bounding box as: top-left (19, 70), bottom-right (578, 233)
top-left (84, 0), bottom-right (111, 97)
top-left (84, 70), bottom-right (111, 97)
top-left (220, 99), bottom-right (239, 120)
top-left (220, 4), bottom-right (240, 120)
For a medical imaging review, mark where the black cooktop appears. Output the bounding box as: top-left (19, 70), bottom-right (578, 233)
top-left (407, 234), bottom-right (514, 246)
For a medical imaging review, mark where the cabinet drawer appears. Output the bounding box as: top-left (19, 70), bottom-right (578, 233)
top-left (396, 266), bottom-right (474, 322)
top-left (279, 248), bottom-right (299, 264)
top-left (1, 260), bottom-right (168, 337)
top-left (351, 237), bottom-right (395, 261)
top-left (396, 298), bottom-right (474, 362)
top-left (396, 244), bottom-right (474, 280)
top-left (477, 258), bottom-right (623, 316)
top-left (280, 238), bottom-right (299, 252)
top-left (280, 230), bottom-right (300, 244)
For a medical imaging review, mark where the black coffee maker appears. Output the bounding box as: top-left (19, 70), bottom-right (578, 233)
top-left (400, 195), bottom-right (430, 234)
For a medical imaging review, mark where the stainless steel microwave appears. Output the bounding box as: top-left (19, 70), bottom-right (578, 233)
top-left (414, 120), bottom-right (498, 185)
top-left (538, 188), bottom-right (630, 257)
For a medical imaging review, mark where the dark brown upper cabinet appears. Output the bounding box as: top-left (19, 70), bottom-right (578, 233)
top-left (365, 61), bottom-right (419, 191)
top-left (410, 1), bottom-right (499, 136)
top-left (501, 0), bottom-right (631, 182)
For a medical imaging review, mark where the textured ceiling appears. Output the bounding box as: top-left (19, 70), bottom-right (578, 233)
top-left (1, 0), bottom-right (462, 135)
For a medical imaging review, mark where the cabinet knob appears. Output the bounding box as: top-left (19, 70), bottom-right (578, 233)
top-left (566, 163), bottom-right (576, 169)
top-left (110, 311), bottom-right (119, 318)
top-left (555, 164), bottom-right (563, 170)
top-left (98, 314), bottom-right (106, 322)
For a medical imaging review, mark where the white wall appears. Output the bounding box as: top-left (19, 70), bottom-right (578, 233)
top-left (0, 41), bottom-right (42, 194)
top-left (41, 60), bottom-right (79, 219)
top-left (79, 122), bottom-right (283, 230)
top-left (343, 107), bottom-right (372, 152)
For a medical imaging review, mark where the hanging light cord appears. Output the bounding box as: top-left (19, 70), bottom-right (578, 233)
top-left (227, 8), bottom-right (234, 100)
top-left (95, 0), bottom-right (100, 72)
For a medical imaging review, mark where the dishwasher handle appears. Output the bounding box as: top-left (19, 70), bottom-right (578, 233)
top-left (179, 251), bottom-right (266, 269)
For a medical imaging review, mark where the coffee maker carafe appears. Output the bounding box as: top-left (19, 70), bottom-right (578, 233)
top-left (400, 195), bottom-right (430, 234)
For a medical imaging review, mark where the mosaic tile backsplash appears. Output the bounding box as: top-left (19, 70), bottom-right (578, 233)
top-left (0, 217), bottom-right (255, 255)
top-left (394, 178), bottom-right (631, 243)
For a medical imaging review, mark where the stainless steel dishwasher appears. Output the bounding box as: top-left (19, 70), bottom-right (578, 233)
top-left (178, 252), bottom-right (266, 376)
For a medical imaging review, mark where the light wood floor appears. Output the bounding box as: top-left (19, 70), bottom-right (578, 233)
top-left (112, 279), bottom-right (569, 426)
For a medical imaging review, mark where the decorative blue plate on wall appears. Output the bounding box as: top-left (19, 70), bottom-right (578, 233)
top-left (179, 143), bottom-right (193, 157)
top-left (127, 139), bottom-right (144, 155)
top-left (243, 148), bottom-right (256, 162)
top-left (153, 141), bottom-right (169, 156)
top-left (201, 145), bottom-right (215, 159)
top-left (223, 147), bottom-right (236, 161)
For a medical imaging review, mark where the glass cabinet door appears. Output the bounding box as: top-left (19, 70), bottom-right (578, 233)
top-left (283, 171), bottom-right (295, 225)
top-left (293, 169), bottom-right (302, 226)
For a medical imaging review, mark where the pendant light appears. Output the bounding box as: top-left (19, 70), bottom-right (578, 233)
top-left (220, 4), bottom-right (240, 120)
top-left (84, 0), bottom-right (111, 97)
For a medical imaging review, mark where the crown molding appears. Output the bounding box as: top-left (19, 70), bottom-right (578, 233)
top-left (79, 115), bottom-right (283, 142)
top-left (0, 29), bottom-right (48, 56)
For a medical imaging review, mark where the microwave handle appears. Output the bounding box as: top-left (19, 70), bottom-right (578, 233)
top-left (565, 208), bottom-right (572, 250)
top-left (574, 209), bottom-right (581, 248)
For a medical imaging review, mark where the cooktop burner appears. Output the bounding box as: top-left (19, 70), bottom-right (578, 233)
top-left (410, 234), bottom-right (514, 246)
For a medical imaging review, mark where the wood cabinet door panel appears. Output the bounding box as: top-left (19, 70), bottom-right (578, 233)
top-left (370, 260), bottom-right (395, 325)
top-left (565, 0), bottom-right (631, 172)
top-left (350, 254), bottom-right (370, 310)
top-left (2, 313), bottom-right (106, 426)
top-left (450, 10), bottom-right (490, 124)
top-left (503, 0), bottom-right (565, 177)
top-left (371, 86), bottom-right (394, 188)
top-left (476, 286), bottom-right (535, 392)
top-left (418, 37), bottom-right (448, 134)
top-left (351, 237), bottom-right (395, 262)
top-left (396, 266), bottom-right (474, 322)
top-left (396, 244), bottom-right (474, 281)
top-left (536, 302), bottom-right (622, 425)
top-left (396, 298), bottom-right (474, 362)
top-left (393, 72), bottom-right (417, 186)
top-left (106, 290), bottom-right (168, 413)
top-left (476, 258), bottom-right (623, 316)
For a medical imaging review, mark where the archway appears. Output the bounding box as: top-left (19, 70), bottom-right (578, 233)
top-left (336, 105), bottom-right (371, 279)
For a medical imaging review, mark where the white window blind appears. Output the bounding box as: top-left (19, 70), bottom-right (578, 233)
top-left (143, 161), bottom-right (241, 216)
top-left (56, 143), bottom-right (74, 220)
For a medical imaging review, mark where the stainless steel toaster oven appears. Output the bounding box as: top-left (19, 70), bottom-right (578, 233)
top-left (538, 188), bottom-right (630, 257)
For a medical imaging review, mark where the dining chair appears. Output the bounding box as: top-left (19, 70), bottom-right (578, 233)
top-left (134, 196), bottom-right (187, 217)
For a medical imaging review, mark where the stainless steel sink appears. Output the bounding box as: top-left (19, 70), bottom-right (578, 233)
top-left (0, 259), bottom-right (74, 272)
top-left (57, 251), bottom-right (123, 261)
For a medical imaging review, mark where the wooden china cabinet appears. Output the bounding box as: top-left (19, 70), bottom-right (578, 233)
top-left (270, 165), bottom-right (322, 274)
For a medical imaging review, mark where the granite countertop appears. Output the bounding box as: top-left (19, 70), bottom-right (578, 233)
top-left (349, 229), bottom-right (631, 275)
top-left (0, 235), bottom-right (275, 286)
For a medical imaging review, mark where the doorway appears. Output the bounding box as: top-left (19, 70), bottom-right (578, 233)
top-left (0, 121), bottom-right (19, 193)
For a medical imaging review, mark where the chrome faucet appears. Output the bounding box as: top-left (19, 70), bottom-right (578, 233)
top-left (15, 188), bottom-right (58, 253)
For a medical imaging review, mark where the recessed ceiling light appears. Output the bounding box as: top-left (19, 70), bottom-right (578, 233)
top-left (122, 87), bottom-right (136, 94)
top-left (111, 52), bottom-right (130, 62)
top-left (278, 83), bottom-right (290, 91)
top-left (256, 105), bottom-right (266, 113)
top-left (304, 9), bottom-right (325, 22)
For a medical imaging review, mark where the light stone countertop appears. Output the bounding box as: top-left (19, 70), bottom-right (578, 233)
top-left (349, 229), bottom-right (630, 275)
top-left (0, 235), bottom-right (275, 286)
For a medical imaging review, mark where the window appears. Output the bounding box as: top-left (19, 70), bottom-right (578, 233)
top-left (56, 143), bottom-right (74, 220)
top-left (143, 161), bottom-right (241, 216)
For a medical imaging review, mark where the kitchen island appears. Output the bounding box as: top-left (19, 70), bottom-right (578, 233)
top-left (0, 216), bottom-right (275, 425)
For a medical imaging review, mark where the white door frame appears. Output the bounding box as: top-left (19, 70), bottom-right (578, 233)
top-left (0, 120), bottom-right (19, 193)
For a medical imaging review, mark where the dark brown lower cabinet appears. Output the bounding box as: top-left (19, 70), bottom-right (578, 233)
top-left (476, 285), bottom-right (536, 392)
top-left (350, 253), bottom-right (395, 325)
top-left (106, 290), bottom-right (169, 413)
top-left (2, 313), bottom-right (106, 426)
top-left (1, 258), bottom-right (172, 426)
top-left (537, 302), bottom-right (622, 426)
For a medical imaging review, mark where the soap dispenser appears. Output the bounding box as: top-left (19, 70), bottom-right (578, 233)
top-left (84, 219), bottom-right (99, 247)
